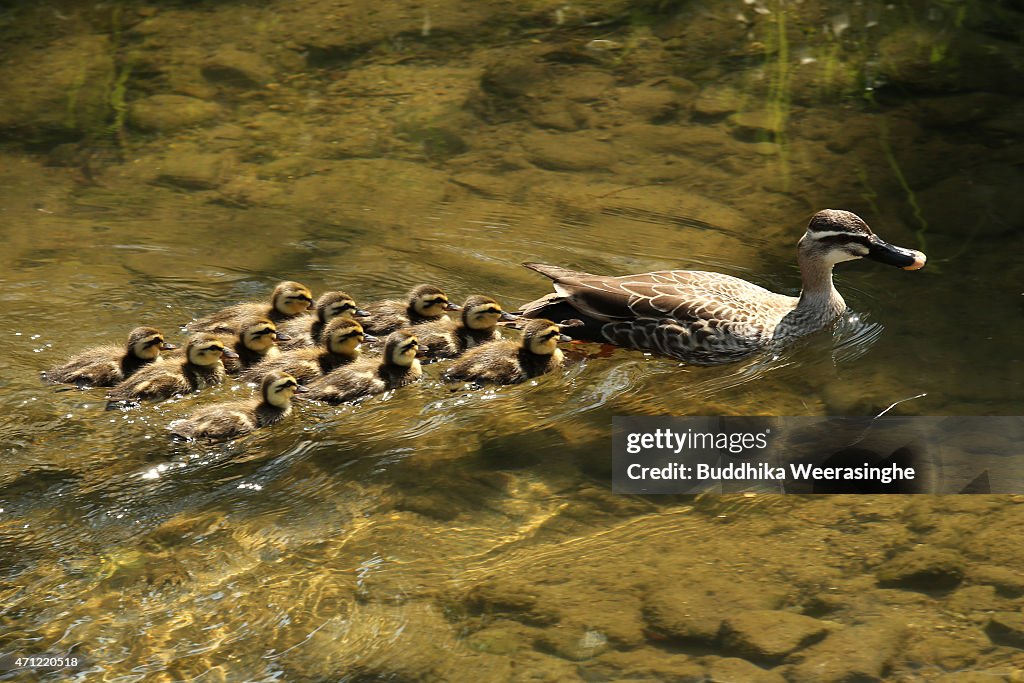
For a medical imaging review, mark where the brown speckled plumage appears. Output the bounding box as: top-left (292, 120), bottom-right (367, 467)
top-left (277, 290), bottom-right (367, 350)
top-left (520, 210), bottom-right (926, 364)
top-left (187, 281), bottom-right (313, 334)
top-left (307, 330), bottom-right (422, 404)
top-left (107, 334), bottom-right (232, 403)
top-left (44, 327), bottom-right (174, 387)
top-left (241, 318), bottom-right (366, 385)
top-left (361, 284), bottom-right (456, 336)
top-left (443, 319), bottom-right (568, 385)
top-left (416, 295), bottom-right (510, 359)
top-left (168, 371), bottom-right (303, 440)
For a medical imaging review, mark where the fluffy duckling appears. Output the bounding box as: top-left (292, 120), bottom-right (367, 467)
top-left (276, 290), bottom-right (369, 350)
top-left (306, 330), bottom-right (423, 404)
top-left (106, 333), bottom-right (237, 403)
top-left (417, 295), bottom-right (516, 359)
top-left (240, 318), bottom-right (372, 385)
top-left (218, 317), bottom-right (289, 374)
top-left (186, 281), bottom-right (314, 334)
top-left (168, 371), bottom-right (307, 440)
top-left (361, 284), bottom-right (460, 336)
top-left (44, 327), bottom-right (177, 387)
top-left (442, 319), bottom-right (571, 385)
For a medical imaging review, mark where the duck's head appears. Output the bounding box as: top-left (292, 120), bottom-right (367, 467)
top-left (127, 327), bottom-right (176, 360)
top-left (271, 281), bottom-right (314, 316)
top-left (261, 370), bottom-right (308, 409)
top-left (324, 318), bottom-right (372, 356)
top-left (186, 333), bottom-right (238, 366)
top-left (315, 291), bottom-right (370, 323)
top-left (408, 284), bottom-right (460, 317)
top-left (384, 330), bottom-right (424, 368)
top-left (461, 295), bottom-right (517, 331)
top-left (798, 210), bottom-right (927, 271)
top-left (521, 319), bottom-right (572, 356)
top-left (239, 317), bottom-right (289, 353)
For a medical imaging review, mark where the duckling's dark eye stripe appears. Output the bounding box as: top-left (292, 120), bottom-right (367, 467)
top-left (255, 327), bottom-right (275, 336)
top-left (425, 298), bottom-right (447, 306)
top-left (145, 337), bottom-right (164, 347)
top-left (275, 380), bottom-right (298, 392)
top-left (478, 308), bottom-right (501, 315)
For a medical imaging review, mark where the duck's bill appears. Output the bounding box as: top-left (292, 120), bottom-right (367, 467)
top-left (558, 333), bottom-right (573, 342)
top-left (867, 236), bottom-right (927, 270)
top-left (160, 341), bottom-right (178, 350)
top-left (362, 333), bottom-right (380, 343)
top-left (355, 308), bottom-right (371, 317)
top-left (275, 332), bottom-right (291, 341)
top-left (220, 348), bottom-right (240, 359)
top-left (499, 310), bottom-right (520, 322)
top-left (293, 384), bottom-right (311, 393)
top-left (444, 302), bottom-right (462, 311)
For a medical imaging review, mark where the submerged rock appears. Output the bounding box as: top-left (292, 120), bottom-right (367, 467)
top-left (0, 35), bottom-right (115, 142)
top-left (721, 610), bottom-right (831, 662)
top-left (201, 46), bottom-right (275, 89)
top-left (986, 612), bottom-right (1024, 649)
top-left (522, 131), bottom-right (617, 171)
top-left (785, 619), bottom-right (908, 683)
top-left (128, 94), bottom-right (223, 132)
top-left (707, 657), bottom-right (787, 683)
top-left (876, 546), bottom-right (965, 590)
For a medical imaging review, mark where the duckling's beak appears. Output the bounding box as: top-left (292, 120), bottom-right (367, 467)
top-left (355, 308), bottom-right (371, 317)
top-left (362, 333), bottom-right (380, 343)
top-left (275, 332), bottom-right (291, 341)
top-left (220, 348), bottom-right (239, 359)
top-left (293, 384), bottom-right (311, 393)
top-left (558, 333), bottom-right (573, 342)
top-left (416, 344), bottom-right (429, 357)
top-left (445, 302), bottom-right (461, 311)
top-left (499, 310), bottom-right (519, 322)
top-left (866, 236), bottom-right (927, 271)
top-left (160, 341), bottom-right (178, 350)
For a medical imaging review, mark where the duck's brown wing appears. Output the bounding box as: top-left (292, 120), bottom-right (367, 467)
top-left (522, 263), bottom-right (785, 326)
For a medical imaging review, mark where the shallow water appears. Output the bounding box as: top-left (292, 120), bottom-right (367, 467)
top-left (1, 0), bottom-right (1023, 680)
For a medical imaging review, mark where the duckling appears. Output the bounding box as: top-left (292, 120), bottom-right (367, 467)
top-left (276, 290), bottom-right (370, 350)
top-left (306, 330), bottom-right (423, 404)
top-left (106, 333), bottom-right (237, 403)
top-left (217, 316), bottom-right (289, 374)
top-left (361, 284), bottom-right (460, 336)
top-left (416, 295), bottom-right (517, 359)
top-left (168, 371), bottom-right (307, 440)
top-left (240, 318), bottom-right (372, 385)
top-left (442, 318), bottom-right (571, 385)
top-left (186, 281), bottom-right (314, 334)
top-left (43, 327), bottom-right (177, 387)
